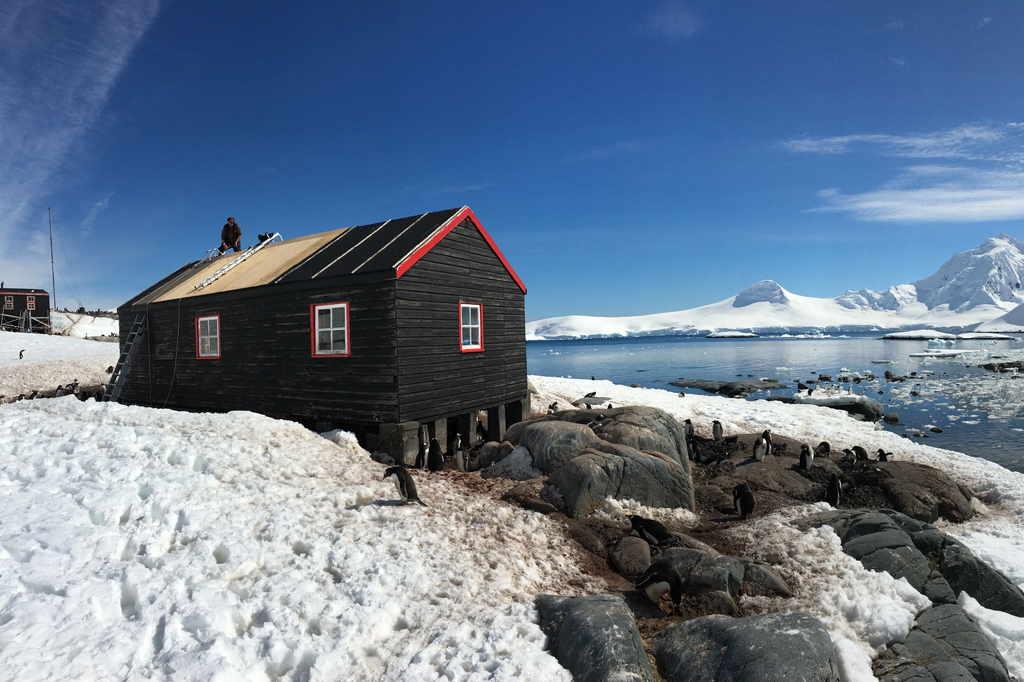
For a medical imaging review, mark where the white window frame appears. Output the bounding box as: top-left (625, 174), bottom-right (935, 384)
top-left (460, 302), bottom-right (483, 352)
top-left (312, 302), bottom-right (350, 357)
top-left (4, 295), bottom-right (12, 310)
top-left (196, 315), bottom-right (220, 359)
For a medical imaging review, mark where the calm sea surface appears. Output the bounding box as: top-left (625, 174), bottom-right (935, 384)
top-left (527, 334), bottom-right (1024, 473)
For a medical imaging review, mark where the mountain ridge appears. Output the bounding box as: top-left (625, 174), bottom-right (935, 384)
top-left (527, 234), bottom-right (1024, 339)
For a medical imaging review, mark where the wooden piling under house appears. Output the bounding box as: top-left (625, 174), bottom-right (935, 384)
top-left (116, 206), bottom-right (529, 462)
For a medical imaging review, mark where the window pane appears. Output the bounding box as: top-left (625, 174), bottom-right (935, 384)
top-left (470, 307), bottom-right (479, 325)
top-left (335, 308), bottom-right (345, 330)
top-left (199, 319), bottom-right (208, 336)
top-left (332, 330), bottom-right (346, 352)
top-left (462, 328), bottom-right (471, 345)
top-left (318, 308), bottom-right (331, 330)
top-left (209, 338), bottom-right (218, 355)
top-left (200, 338), bottom-right (210, 355)
top-left (318, 330), bottom-right (331, 351)
top-left (461, 306), bottom-right (470, 325)
top-left (209, 319), bottom-right (218, 335)
top-left (471, 328), bottom-right (480, 346)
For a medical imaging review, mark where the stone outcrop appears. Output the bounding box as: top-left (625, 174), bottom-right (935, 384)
top-left (659, 548), bottom-right (744, 597)
top-left (507, 421), bottom-right (601, 474)
top-left (874, 461), bottom-right (975, 523)
top-left (536, 594), bottom-right (654, 682)
top-left (652, 611), bottom-right (841, 682)
top-left (546, 442), bottom-right (694, 518)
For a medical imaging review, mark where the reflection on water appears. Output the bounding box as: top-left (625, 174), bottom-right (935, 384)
top-left (527, 333), bottom-right (1024, 472)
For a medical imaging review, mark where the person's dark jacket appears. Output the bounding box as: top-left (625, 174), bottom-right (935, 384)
top-left (221, 222), bottom-right (241, 245)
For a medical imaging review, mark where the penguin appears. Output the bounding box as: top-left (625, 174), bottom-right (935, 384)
top-left (824, 474), bottom-right (841, 507)
top-left (427, 438), bottom-right (444, 472)
top-left (415, 432), bottom-right (428, 469)
top-left (634, 560), bottom-right (684, 612)
top-left (683, 419), bottom-right (694, 438)
top-left (96, 384), bottom-right (105, 400)
top-left (876, 449), bottom-right (891, 462)
top-left (55, 385), bottom-right (64, 398)
top-left (547, 401), bottom-right (559, 414)
top-left (760, 429), bottom-right (773, 453)
top-left (447, 433), bottom-right (461, 458)
top-left (852, 445), bottom-right (870, 461)
top-left (456, 446), bottom-right (468, 473)
top-left (689, 438), bottom-right (702, 463)
top-left (106, 365), bottom-right (114, 374)
top-left (753, 437), bottom-right (767, 462)
top-left (733, 483), bottom-right (755, 520)
top-left (629, 515), bottom-right (673, 547)
top-left (19, 350), bottom-right (25, 360)
top-left (712, 420), bottom-right (723, 441)
top-left (815, 441), bottom-right (831, 457)
top-left (383, 467), bottom-right (427, 506)
top-left (799, 444), bottom-right (814, 470)
top-left (476, 421), bottom-right (488, 443)
top-left (772, 442), bottom-right (788, 456)
top-left (28, 390), bottom-right (38, 400)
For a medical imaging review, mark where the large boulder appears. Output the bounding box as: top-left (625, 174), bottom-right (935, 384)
top-left (536, 594), bottom-right (654, 682)
top-left (547, 442), bottom-right (694, 518)
top-left (794, 394), bottom-right (885, 421)
top-left (507, 421), bottom-right (600, 474)
top-left (875, 462), bottom-right (974, 523)
top-left (874, 604), bottom-right (1012, 682)
top-left (610, 537), bottom-right (652, 580)
top-left (941, 539), bottom-right (1024, 617)
top-left (659, 548), bottom-right (745, 597)
top-left (652, 611), bottom-right (841, 682)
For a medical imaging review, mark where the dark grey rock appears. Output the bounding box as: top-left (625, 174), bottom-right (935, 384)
top-left (912, 604), bottom-right (1011, 682)
top-left (703, 589), bottom-right (738, 615)
top-left (885, 412), bottom-right (900, 424)
top-left (536, 594), bottom-right (654, 682)
top-left (499, 440), bottom-right (515, 457)
top-left (941, 539), bottom-right (1024, 617)
top-left (653, 611), bottom-right (841, 682)
top-left (476, 441), bottom-right (505, 469)
top-left (742, 562), bottom-right (794, 597)
top-left (610, 536), bottom-right (652, 580)
top-left (547, 442), bottom-right (694, 518)
top-left (876, 462), bottom-right (974, 523)
top-left (659, 547), bottom-right (744, 597)
top-left (509, 421), bottom-right (601, 474)
top-left (670, 378), bottom-right (788, 398)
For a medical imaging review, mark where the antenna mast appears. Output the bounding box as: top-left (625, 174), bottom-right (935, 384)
top-left (48, 208), bottom-right (56, 310)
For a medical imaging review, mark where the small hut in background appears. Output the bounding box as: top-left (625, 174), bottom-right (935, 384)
top-left (0, 288), bottom-right (50, 333)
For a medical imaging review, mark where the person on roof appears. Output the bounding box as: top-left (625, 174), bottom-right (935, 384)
top-left (219, 216), bottom-right (242, 253)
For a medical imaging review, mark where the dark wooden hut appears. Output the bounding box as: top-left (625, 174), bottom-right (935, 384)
top-left (116, 206), bottom-right (528, 462)
top-left (0, 287), bottom-right (50, 333)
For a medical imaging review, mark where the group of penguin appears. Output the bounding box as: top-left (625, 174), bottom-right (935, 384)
top-left (382, 430), bottom-right (482, 508)
top-left (628, 514), bottom-right (687, 613)
top-left (3, 378), bottom-right (104, 404)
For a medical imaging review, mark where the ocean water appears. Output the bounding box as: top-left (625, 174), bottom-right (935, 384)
top-left (527, 333), bottom-right (1024, 472)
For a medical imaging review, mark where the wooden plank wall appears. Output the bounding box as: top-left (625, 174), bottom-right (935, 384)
top-left (118, 274), bottom-right (401, 425)
top-left (395, 218), bottom-right (527, 422)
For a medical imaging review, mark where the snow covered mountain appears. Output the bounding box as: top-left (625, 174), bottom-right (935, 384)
top-left (527, 234), bottom-right (1024, 339)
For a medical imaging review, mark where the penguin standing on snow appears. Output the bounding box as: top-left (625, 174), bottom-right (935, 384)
top-left (712, 420), bottom-right (723, 441)
top-left (824, 474), bottom-right (841, 507)
top-left (427, 438), bottom-right (445, 472)
top-left (629, 515), bottom-right (673, 547)
top-left (753, 436), bottom-right (767, 462)
top-left (19, 350), bottom-right (25, 360)
top-left (634, 560), bottom-right (683, 612)
top-left (733, 484), bottom-right (755, 520)
top-left (799, 444), bottom-right (814, 470)
top-left (383, 467), bottom-right (427, 506)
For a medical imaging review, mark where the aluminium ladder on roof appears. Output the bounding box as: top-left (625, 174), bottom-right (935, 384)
top-left (104, 314), bottom-right (146, 403)
top-left (193, 233), bottom-right (282, 290)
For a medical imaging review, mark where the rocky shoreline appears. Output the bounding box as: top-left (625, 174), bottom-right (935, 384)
top-left (427, 400), bottom-right (1023, 681)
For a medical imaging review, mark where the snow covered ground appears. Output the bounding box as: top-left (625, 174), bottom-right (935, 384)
top-left (0, 330), bottom-right (119, 399)
top-left (51, 311), bottom-right (120, 338)
top-left (4, 328), bottom-right (1024, 681)
top-left (0, 399), bottom-right (600, 681)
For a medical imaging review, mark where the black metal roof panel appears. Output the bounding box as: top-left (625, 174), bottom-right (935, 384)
top-left (0, 288), bottom-right (49, 295)
top-left (277, 208), bottom-right (461, 283)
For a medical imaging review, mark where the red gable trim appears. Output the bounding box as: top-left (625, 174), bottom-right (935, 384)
top-left (395, 206), bottom-right (527, 294)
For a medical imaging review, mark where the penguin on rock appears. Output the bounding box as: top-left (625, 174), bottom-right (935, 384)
top-left (712, 420), bottom-right (724, 441)
top-left (629, 515), bottom-right (673, 547)
top-left (760, 429), bottom-right (773, 453)
top-left (634, 560), bottom-right (684, 612)
top-left (799, 444), bottom-right (814, 470)
top-left (733, 484), bottom-right (755, 520)
top-left (753, 437), bottom-right (768, 462)
top-left (824, 474), bottom-right (841, 507)
top-left (383, 467), bottom-right (427, 506)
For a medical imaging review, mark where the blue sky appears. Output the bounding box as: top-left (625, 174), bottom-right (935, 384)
top-left (2, 1), bottom-right (1023, 319)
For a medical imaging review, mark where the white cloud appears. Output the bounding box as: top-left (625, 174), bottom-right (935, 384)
top-left (979, 17), bottom-right (992, 28)
top-left (80, 193), bottom-right (114, 236)
top-left (888, 57), bottom-right (907, 67)
top-left (810, 167), bottom-right (1024, 222)
top-left (884, 21), bottom-right (905, 31)
top-left (780, 123), bottom-right (1016, 161)
top-left (0, 1), bottom-right (160, 287)
top-left (637, 3), bottom-right (701, 40)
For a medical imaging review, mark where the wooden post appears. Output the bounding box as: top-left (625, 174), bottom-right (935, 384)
top-left (458, 412), bottom-right (479, 446)
top-left (430, 417), bottom-right (447, 447)
top-left (378, 421), bottom-right (420, 466)
top-left (505, 398), bottom-right (525, 428)
top-left (487, 405), bottom-right (506, 442)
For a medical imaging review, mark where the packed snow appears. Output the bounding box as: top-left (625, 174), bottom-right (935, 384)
top-left (51, 311), bottom-right (120, 339)
top-left (0, 399), bottom-right (601, 681)
top-left (527, 234), bottom-right (1024, 339)
top-left (0, 330), bottom-right (119, 399)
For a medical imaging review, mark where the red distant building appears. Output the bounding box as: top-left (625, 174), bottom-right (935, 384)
top-left (0, 288), bottom-right (50, 332)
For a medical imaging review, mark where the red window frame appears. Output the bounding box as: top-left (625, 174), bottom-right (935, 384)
top-left (459, 302), bottom-right (483, 353)
top-left (310, 302), bottom-right (351, 358)
top-left (195, 315), bottom-right (221, 359)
